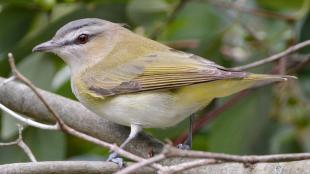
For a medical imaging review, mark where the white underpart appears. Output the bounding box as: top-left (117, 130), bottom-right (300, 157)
top-left (80, 91), bottom-right (191, 128)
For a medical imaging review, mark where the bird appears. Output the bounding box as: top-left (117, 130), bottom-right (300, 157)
top-left (32, 18), bottom-right (294, 165)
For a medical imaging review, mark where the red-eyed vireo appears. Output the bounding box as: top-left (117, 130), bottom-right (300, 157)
top-left (33, 18), bottom-right (295, 164)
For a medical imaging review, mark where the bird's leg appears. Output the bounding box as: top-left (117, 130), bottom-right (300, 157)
top-left (185, 114), bottom-right (193, 148)
top-left (107, 124), bottom-right (142, 167)
top-left (177, 114), bottom-right (194, 150)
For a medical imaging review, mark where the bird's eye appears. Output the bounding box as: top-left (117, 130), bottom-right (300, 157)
top-left (76, 34), bottom-right (89, 44)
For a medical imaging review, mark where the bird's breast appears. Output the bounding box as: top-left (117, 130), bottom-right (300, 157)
top-left (70, 79), bottom-right (193, 128)
top-left (70, 76), bottom-right (212, 128)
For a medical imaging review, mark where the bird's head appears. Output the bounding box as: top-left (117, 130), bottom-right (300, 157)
top-left (33, 18), bottom-right (122, 71)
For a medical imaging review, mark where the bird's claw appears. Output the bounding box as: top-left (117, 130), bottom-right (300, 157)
top-left (177, 143), bottom-right (191, 150)
top-left (107, 152), bottom-right (125, 168)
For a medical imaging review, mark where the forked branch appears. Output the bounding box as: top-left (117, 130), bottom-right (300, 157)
top-left (0, 125), bottom-right (37, 162)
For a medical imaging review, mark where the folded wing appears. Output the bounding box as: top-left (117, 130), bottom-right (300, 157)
top-left (82, 51), bottom-right (248, 96)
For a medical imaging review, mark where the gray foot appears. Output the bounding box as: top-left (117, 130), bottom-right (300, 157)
top-left (107, 152), bottom-right (124, 168)
top-left (177, 143), bottom-right (191, 150)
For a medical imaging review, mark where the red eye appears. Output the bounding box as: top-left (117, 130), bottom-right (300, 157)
top-left (76, 34), bottom-right (88, 44)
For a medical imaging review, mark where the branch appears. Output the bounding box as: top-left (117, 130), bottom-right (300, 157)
top-left (0, 125), bottom-right (37, 162)
top-left (0, 40), bottom-right (308, 173)
top-left (116, 143), bottom-right (310, 174)
top-left (174, 41), bottom-right (309, 144)
top-left (233, 40), bottom-right (310, 70)
top-left (0, 77), bottom-right (164, 158)
top-left (8, 53), bottom-right (65, 128)
top-left (287, 54), bottom-right (310, 73)
top-left (0, 76), bottom-right (15, 88)
top-left (0, 161), bottom-right (153, 174)
top-left (3, 159), bottom-right (310, 174)
top-left (165, 145), bottom-right (310, 163)
top-left (158, 159), bottom-right (217, 174)
top-left (116, 153), bottom-right (216, 174)
top-left (116, 154), bottom-right (166, 174)
top-left (4, 53), bottom-right (165, 170)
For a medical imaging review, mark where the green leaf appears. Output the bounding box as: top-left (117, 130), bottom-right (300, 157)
top-left (0, 0), bottom-right (36, 7)
top-left (0, 5), bottom-right (36, 60)
top-left (127, 0), bottom-right (169, 26)
top-left (158, 1), bottom-right (231, 61)
top-left (34, 0), bottom-right (56, 11)
top-left (159, 1), bottom-right (229, 39)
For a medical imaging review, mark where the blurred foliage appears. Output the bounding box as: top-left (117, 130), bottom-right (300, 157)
top-left (0, 0), bottom-right (309, 164)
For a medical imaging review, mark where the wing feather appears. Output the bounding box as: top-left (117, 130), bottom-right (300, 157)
top-left (83, 51), bottom-right (247, 96)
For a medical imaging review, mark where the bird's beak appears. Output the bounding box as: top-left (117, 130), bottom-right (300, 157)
top-left (32, 40), bottom-right (59, 52)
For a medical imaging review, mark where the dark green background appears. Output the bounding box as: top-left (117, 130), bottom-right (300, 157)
top-left (0, 0), bottom-right (309, 163)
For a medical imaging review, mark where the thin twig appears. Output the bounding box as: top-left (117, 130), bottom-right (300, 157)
top-left (8, 53), bottom-right (65, 127)
top-left (18, 140), bottom-right (37, 162)
top-left (116, 154), bottom-right (166, 174)
top-left (209, 0), bottom-right (296, 22)
top-left (233, 40), bottom-right (310, 70)
top-left (174, 41), bottom-right (309, 144)
top-left (165, 145), bottom-right (310, 163)
top-left (0, 103), bottom-right (59, 130)
top-left (118, 140), bottom-right (310, 174)
top-left (287, 54), bottom-right (310, 73)
top-left (2, 39), bottom-right (309, 173)
top-left (0, 125), bottom-right (37, 162)
top-left (227, 0), bottom-right (263, 43)
top-left (0, 65), bottom-right (58, 131)
top-left (0, 138), bottom-right (19, 146)
top-left (15, 125), bottom-right (37, 162)
top-left (158, 159), bottom-right (218, 174)
top-left (6, 53), bottom-right (164, 170)
top-left (117, 150), bottom-right (216, 174)
top-left (0, 161), bottom-right (155, 174)
top-left (0, 76), bottom-right (15, 88)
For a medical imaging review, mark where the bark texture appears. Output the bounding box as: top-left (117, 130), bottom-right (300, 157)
top-left (0, 77), bottom-right (163, 158)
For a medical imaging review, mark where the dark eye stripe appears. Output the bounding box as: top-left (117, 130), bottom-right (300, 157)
top-left (60, 32), bottom-right (98, 46)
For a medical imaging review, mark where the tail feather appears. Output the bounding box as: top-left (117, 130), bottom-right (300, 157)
top-left (243, 73), bottom-right (297, 89)
top-left (176, 73), bottom-right (297, 103)
top-left (245, 74), bottom-right (297, 82)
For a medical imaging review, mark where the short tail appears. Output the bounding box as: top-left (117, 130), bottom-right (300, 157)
top-left (176, 73), bottom-right (297, 101)
top-left (242, 73), bottom-right (297, 89)
top-left (245, 73), bottom-right (297, 82)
